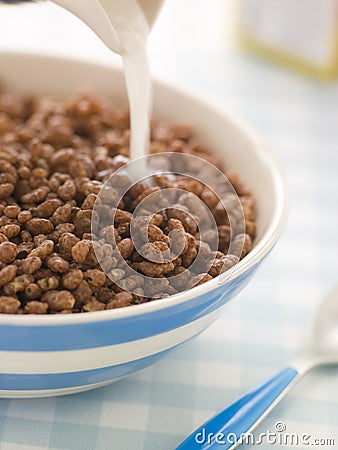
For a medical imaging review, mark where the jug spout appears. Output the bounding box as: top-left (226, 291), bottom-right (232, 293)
top-left (52, 0), bottom-right (122, 53)
top-left (52, 0), bottom-right (165, 55)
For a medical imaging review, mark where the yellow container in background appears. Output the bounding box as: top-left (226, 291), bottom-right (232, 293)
top-left (237, 0), bottom-right (338, 79)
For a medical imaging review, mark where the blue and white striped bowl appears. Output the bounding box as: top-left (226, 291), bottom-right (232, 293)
top-left (0, 51), bottom-right (287, 398)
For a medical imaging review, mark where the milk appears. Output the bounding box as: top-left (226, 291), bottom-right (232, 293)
top-left (99, 0), bottom-right (151, 162)
top-left (52, 0), bottom-right (163, 161)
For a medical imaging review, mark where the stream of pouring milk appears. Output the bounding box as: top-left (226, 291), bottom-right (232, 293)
top-left (55, 0), bottom-right (153, 162)
top-left (100, 0), bottom-right (152, 162)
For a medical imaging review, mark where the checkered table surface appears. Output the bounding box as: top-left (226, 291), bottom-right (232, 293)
top-left (0, 1), bottom-right (338, 449)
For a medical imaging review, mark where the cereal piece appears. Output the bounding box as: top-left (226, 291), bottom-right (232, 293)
top-left (95, 286), bottom-right (115, 303)
top-left (34, 268), bottom-right (55, 280)
top-left (17, 210), bottom-right (32, 224)
top-left (30, 240), bottom-right (54, 259)
top-left (20, 186), bottom-right (50, 204)
top-left (0, 265), bottom-right (17, 287)
top-left (208, 254), bottom-right (239, 277)
top-left (136, 261), bottom-right (175, 277)
top-left (57, 179), bottom-right (76, 201)
top-left (84, 269), bottom-right (106, 288)
top-left (37, 276), bottom-right (60, 291)
top-left (144, 224), bottom-right (169, 246)
top-left (0, 224), bottom-right (21, 238)
top-left (58, 232), bottom-right (80, 256)
top-left (117, 238), bottom-right (134, 259)
top-left (74, 209), bottom-right (92, 236)
top-left (50, 204), bottom-right (72, 226)
top-left (56, 223), bottom-right (75, 234)
top-left (140, 241), bottom-right (170, 263)
top-left (25, 283), bottom-right (43, 299)
top-left (35, 199), bottom-right (63, 218)
top-left (42, 290), bottom-right (75, 311)
top-left (73, 280), bottom-right (93, 304)
top-left (47, 256), bottom-right (70, 273)
top-left (0, 296), bottom-right (20, 314)
top-left (26, 218), bottom-right (54, 235)
top-left (4, 205), bottom-right (20, 219)
top-left (0, 241), bottom-right (18, 263)
top-left (17, 166), bottom-right (31, 180)
top-left (81, 193), bottom-right (97, 209)
top-left (0, 183), bottom-right (15, 199)
top-left (42, 115), bottom-right (73, 147)
top-left (24, 301), bottom-right (49, 314)
top-left (166, 218), bottom-right (188, 254)
top-left (0, 161), bottom-right (17, 183)
top-left (22, 256), bottom-right (42, 274)
top-left (218, 225), bottom-right (231, 252)
top-left (175, 178), bottom-right (203, 196)
top-left (32, 167), bottom-right (48, 179)
top-left (181, 233), bottom-right (197, 268)
top-left (166, 207), bottom-right (197, 235)
top-left (34, 234), bottom-right (47, 247)
top-left (82, 299), bottom-right (106, 312)
top-left (62, 269), bottom-right (83, 290)
top-left (71, 240), bottom-right (91, 264)
top-left (212, 202), bottom-right (228, 226)
top-left (107, 291), bottom-right (133, 309)
top-left (109, 268), bottom-right (125, 282)
top-left (166, 218), bottom-right (185, 234)
top-left (113, 208), bottom-right (132, 224)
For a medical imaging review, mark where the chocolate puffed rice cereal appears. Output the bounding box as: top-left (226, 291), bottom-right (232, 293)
top-left (0, 90), bottom-right (256, 313)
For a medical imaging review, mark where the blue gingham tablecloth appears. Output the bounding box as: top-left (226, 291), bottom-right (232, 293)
top-left (1, 2), bottom-right (338, 449)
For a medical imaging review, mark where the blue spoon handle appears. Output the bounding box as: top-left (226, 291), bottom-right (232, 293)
top-left (177, 367), bottom-right (299, 450)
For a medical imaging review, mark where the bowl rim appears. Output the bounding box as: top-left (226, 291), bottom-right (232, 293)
top-left (0, 49), bottom-right (288, 326)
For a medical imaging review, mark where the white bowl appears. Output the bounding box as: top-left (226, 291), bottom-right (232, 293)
top-left (0, 51), bottom-right (287, 398)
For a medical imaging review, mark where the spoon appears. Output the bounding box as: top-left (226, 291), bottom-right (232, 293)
top-left (177, 285), bottom-right (338, 449)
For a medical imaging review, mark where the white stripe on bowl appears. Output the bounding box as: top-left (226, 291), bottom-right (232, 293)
top-left (1, 306), bottom-right (224, 374)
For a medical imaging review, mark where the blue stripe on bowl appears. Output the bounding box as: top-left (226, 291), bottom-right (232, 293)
top-left (0, 265), bottom-right (258, 352)
top-left (0, 346), bottom-right (173, 391)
